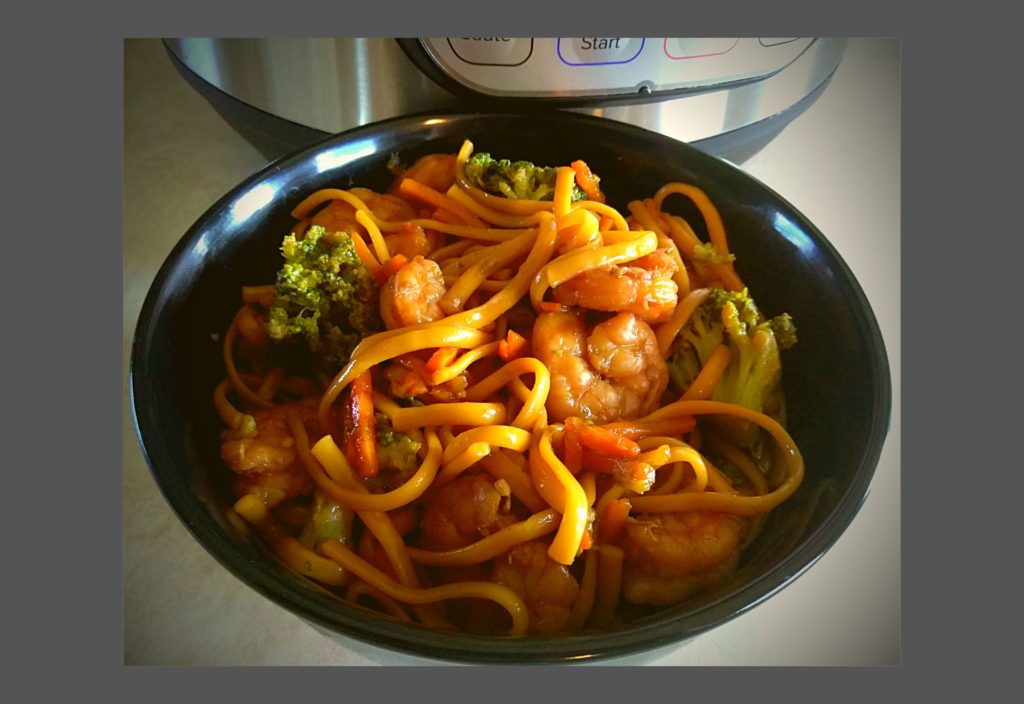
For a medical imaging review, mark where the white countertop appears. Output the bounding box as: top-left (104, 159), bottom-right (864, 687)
top-left (123, 37), bottom-right (900, 666)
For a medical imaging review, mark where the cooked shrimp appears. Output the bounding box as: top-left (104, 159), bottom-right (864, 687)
top-left (393, 153), bottom-right (458, 194)
top-left (491, 540), bottom-right (580, 634)
top-left (532, 308), bottom-right (669, 423)
top-left (220, 397), bottom-right (321, 505)
top-left (618, 511), bottom-right (746, 606)
top-left (418, 474), bottom-right (516, 551)
top-left (310, 187), bottom-right (417, 237)
top-left (379, 255), bottom-right (447, 330)
top-left (552, 249), bottom-right (679, 324)
top-left (384, 222), bottom-right (442, 260)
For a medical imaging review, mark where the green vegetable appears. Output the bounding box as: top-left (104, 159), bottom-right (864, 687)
top-left (463, 152), bottom-right (588, 202)
top-left (298, 491), bottom-right (355, 551)
top-left (669, 287), bottom-right (797, 445)
top-left (265, 225), bottom-right (382, 374)
top-left (692, 241), bottom-right (737, 266)
top-left (375, 412), bottom-right (422, 475)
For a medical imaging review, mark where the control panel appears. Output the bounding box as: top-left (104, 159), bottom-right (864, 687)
top-left (419, 37), bottom-right (814, 99)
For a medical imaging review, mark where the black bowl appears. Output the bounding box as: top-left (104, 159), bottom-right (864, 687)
top-left (130, 111), bottom-right (891, 663)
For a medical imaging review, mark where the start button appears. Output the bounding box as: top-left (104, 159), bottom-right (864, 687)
top-left (447, 38), bottom-right (533, 66)
top-left (557, 37), bottom-right (645, 65)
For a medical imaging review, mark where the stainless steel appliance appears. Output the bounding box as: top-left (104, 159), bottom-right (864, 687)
top-left (165, 37), bottom-right (846, 163)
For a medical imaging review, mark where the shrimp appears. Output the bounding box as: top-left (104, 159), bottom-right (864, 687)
top-left (379, 255), bottom-right (447, 330)
top-left (310, 187), bottom-right (417, 236)
top-left (617, 511), bottom-right (747, 606)
top-left (391, 153), bottom-right (458, 195)
top-left (220, 397), bottom-right (322, 506)
top-left (491, 541), bottom-right (580, 634)
top-left (532, 308), bottom-right (669, 423)
top-left (384, 222), bottom-right (442, 260)
top-left (311, 187), bottom-right (444, 259)
top-left (417, 474), bottom-right (516, 551)
top-left (552, 249), bottom-right (679, 324)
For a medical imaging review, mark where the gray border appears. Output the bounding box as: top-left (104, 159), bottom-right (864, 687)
top-left (23, 0), bottom-right (1006, 696)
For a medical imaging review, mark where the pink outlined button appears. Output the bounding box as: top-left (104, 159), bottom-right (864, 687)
top-left (663, 38), bottom-right (739, 60)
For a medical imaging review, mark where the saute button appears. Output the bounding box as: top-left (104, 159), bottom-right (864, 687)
top-left (557, 37), bottom-right (645, 65)
top-left (447, 38), bottom-right (533, 66)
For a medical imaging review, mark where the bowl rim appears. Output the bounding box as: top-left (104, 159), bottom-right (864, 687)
top-left (130, 109), bottom-right (892, 663)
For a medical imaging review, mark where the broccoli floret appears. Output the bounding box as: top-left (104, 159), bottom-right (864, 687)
top-left (768, 312), bottom-right (798, 351)
top-left (668, 288), bottom-right (797, 445)
top-left (375, 412), bottom-right (422, 475)
top-left (691, 242), bottom-right (737, 266)
top-left (463, 152), bottom-right (588, 202)
top-left (265, 225), bottom-right (382, 375)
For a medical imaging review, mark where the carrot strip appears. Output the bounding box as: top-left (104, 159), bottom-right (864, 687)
top-left (598, 498), bottom-right (631, 544)
top-left (566, 417), bottom-right (642, 458)
top-left (571, 160), bottom-right (605, 204)
top-left (539, 301), bottom-right (568, 313)
top-left (599, 416), bottom-right (697, 440)
top-left (382, 253), bottom-right (409, 278)
top-left (579, 523), bottom-right (594, 551)
top-left (498, 330), bottom-right (528, 361)
top-left (348, 231), bottom-right (386, 284)
top-left (579, 447), bottom-right (620, 473)
top-left (563, 423), bottom-right (583, 475)
top-left (430, 208), bottom-right (465, 225)
top-left (343, 370), bottom-right (379, 478)
top-left (426, 347), bottom-right (459, 373)
top-left (398, 178), bottom-right (487, 228)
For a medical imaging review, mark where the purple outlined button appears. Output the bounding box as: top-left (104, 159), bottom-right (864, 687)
top-left (663, 38), bottom-right (739, 60)
top-left (557, 38), bottom-right (645, 66)
top-left (448, 38), bottom-right (533, 66)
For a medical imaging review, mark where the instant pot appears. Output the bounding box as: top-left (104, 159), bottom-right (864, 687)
top-left (165, 37), bottom-right (846, 163)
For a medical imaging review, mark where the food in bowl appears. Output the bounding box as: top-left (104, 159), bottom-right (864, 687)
top-left (212, 137), bottom-right (805, 636)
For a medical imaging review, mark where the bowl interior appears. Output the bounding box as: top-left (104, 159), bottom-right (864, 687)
top-left (131, 112), bottom-right (891, 662)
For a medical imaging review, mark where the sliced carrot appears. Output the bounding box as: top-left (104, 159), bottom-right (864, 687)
top-left (538, 301), bottom-right (568, 313)
top-left (567, 417), bottom-right (642, 458)
top-left (579, 447), bottom-right (620, 473)
top-left (570, 159), bottom-right (605, 204)
top-left (343, 370), bottom-right (379, 479)
top-left (348, 231), bottom-right (387, 284)
top-left (497, 330), bottom-right (528, 361)
top-left (431, 207), bottom-right (464, 225)
top-left (599, 416), bottom-right (697, 440)
top-left (598, 498), bottom-right (632, 544)
top-left (398, 177), bottom-right (487, 228)
top-left (563, 423), bottom-right (583, 475)
top-left (579, 523), bottom-right (594, 551)
top-left (382, 252), bottom-right (409, 278)
top-left (426, 347), bottom-right (459, 373)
